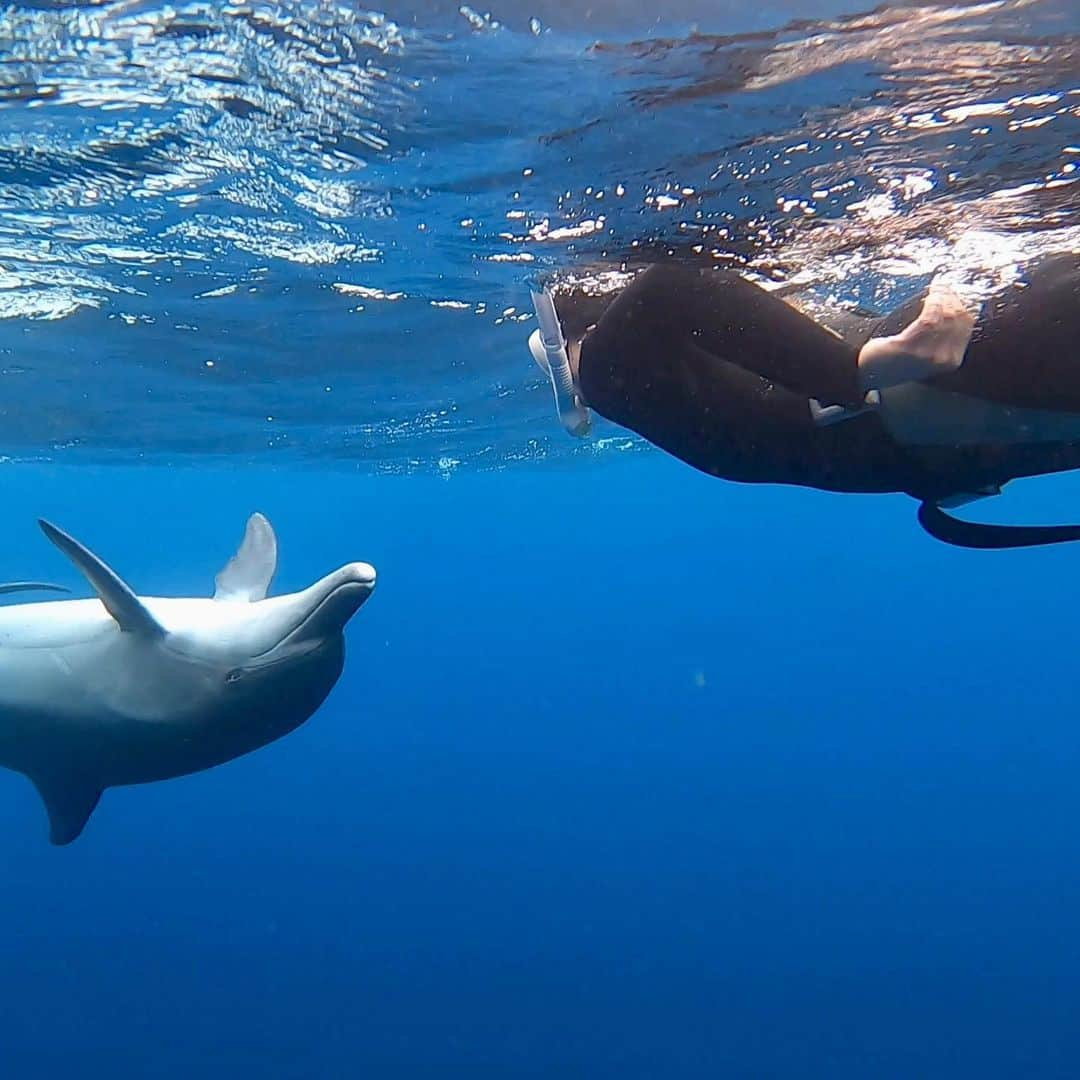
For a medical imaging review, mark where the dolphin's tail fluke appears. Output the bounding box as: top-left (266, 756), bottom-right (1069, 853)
top-left (918, 501), bottom-right (1080, 549)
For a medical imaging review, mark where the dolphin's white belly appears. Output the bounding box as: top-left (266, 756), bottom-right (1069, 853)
top-left (0, 595), bottom-right (266, 648)
top-left (0, 605), bottom-right (226, 782)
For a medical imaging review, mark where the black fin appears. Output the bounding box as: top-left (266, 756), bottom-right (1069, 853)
top-left (29, 773), bottom-right (103, 846)
top-left (0, 582), bottom-right (70, 597)
top-left (38, 520), bottom-right (164, 637)
top-left (918, 502), bottom-right (1080, 550)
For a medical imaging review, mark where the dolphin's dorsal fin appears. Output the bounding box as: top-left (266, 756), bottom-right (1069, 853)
top-left (38, 520), bottom-right (164, 637)
top-left (0, 582), bottom-right (69, 598)
top-left (28, 772), bottom-right (103, 846)
top-left (213, 513), bottom-right (278, 602)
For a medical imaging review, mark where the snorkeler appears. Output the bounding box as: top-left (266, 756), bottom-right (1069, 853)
top-left (528, 254), bottom-right (1080, 548)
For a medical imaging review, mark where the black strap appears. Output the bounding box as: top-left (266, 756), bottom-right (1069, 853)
top-left (918, 501), bottom-right (1080, 549)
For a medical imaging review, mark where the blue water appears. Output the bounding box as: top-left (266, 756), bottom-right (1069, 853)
top-left (4, 462), bottom-right (1080, 1076)
top-left (2, 0), bottom-right (1080, 1076)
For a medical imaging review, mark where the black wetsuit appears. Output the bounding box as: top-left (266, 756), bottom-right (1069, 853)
top-left (575, 255), bottom-right (1080, 546)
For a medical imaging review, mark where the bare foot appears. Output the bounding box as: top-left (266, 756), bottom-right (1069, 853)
top-left (858, 284), bottom-right (977, 391)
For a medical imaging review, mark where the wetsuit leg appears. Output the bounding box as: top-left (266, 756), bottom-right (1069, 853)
top-left (899, 253), bottom-right (1080, 411)
top-left (580, 328), bottom-right (821, 482)
top-left (583, 264), bottom-right (865, 409)
top-left (577, 267), bottom-right (917, 490)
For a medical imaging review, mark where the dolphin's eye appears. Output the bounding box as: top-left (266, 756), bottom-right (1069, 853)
top-left (225, 667), bottom-right (245, 684)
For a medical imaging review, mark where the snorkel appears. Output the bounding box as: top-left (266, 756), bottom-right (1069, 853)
top-left (529, 287), bottom-right (592, 438)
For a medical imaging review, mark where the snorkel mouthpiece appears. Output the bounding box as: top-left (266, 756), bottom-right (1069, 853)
top-left (530, 288), bottom-right (592, 438)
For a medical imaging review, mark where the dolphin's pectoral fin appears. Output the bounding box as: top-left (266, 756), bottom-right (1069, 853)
top-left (38, 520), bottom-right (164, 638)
top-left (0, 581), bottom-right (70, 598)
top-left (28, 772), bottom-right (103, 846)
top-left (213, 512), bottom-right (278, 602)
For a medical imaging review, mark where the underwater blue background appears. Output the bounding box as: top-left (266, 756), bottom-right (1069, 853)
top-left (3, 458), bottom-right (1080, 1076)
top-left (1, 0), bottom-right (1079, 1073)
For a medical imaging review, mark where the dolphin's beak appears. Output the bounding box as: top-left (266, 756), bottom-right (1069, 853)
top-left (300, 562), bottom-right (376, 637)
top-left (262, 562), bottom-right (377, 654)
top-left (315, 562), bottom-right (377, 633)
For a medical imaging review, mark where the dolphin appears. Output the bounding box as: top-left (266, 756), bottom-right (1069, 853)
top-left (0, 513), bottom-right (376, 845)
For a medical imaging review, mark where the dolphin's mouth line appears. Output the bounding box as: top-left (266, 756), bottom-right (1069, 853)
top-left (238, 636), bottom-right (328, 673)
top-left (251, 581), bottom-right (366, 659)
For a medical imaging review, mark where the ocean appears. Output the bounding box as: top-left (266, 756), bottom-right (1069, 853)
top-left (1, 0), bottom-right (1079, 1076)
